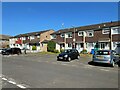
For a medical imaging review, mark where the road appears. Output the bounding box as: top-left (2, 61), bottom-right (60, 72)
top-left (1, 54), bottom-right (119, 89)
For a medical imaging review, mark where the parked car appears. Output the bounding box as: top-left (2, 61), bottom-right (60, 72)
top-left (0, 48), bottom-right (7, 54)
top-left (2, 48), bottom-right (22, 55)
top-left (57, 49), bottom-right (80, 61)
top-left (92, 50), bottom-right (120, 67)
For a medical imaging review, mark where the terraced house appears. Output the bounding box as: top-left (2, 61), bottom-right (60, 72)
top-left (51, 21), bottom-right (120, 53)
top-left (9, 30), bottom-right (54, 51)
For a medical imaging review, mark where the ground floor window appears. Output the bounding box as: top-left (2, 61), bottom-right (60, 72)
top-left (68, 43), bottom-right (72, 47)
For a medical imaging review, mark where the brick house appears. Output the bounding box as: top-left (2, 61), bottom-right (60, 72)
top-left (9, 29), bottom-right (54, 51)
top-left (51, 21), bottom-right (120, 53)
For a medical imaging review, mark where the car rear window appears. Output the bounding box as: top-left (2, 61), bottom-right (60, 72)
top-left (96, 51), bottom-right (110, 55)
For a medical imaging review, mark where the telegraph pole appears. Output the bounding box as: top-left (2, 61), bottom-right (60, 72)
top-left (62, 23), bottom-right (66, 50)
top-left (109, 21), bottom-right (112, 50)
top-left (72, 26), bottom-right (76, 48)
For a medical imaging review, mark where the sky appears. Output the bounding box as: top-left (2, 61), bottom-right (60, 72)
top-left (2, 2), bottom-right (118, 36)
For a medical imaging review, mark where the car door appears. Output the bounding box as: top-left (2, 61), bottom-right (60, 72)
top-left (71, 50), bottom-right (76, 59)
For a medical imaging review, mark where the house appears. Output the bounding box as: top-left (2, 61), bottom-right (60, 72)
top-left (0, 34), bottom-right (11, 48)
top-left (51, 21), bottom-right (120, 53)
top-left (9, 29), bottom-right (54, 51)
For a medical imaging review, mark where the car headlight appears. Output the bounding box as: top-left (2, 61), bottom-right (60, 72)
top-left (64, 55), bottom-right (68, 57)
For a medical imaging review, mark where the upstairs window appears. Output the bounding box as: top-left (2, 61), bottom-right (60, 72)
top-left (78, 31), bottom-right (84, 36)
top-left (86, 31), bottom-right (94, 37)
top-left (52, 35), bottom-right (56, 39)
top-left (30, 36), bottom-right (35, 39)
top-left (60, 33), bottom-right (65, 37)
top-left (37, 35), bottom-right (40, 38)
top-left (112, 27), bottom-right (120, 34)
top-left (67, 32), bottom-right (72, 38)
top-left (102, 28), bottom-right (110, 34)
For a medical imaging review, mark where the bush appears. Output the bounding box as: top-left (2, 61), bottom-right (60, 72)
top-left (32, 45), bottom-right (36, 50)
top-left (80, 49), bottom-right (87, 54)
top-left (53, 50), bottom-right (59, 53)
top-left (47, 41), bottom-right (56, 52)
top-left (60, 49), bottom-right (64, 53)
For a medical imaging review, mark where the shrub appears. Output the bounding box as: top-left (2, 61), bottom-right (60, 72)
top-left (47, 41), bottom-right (56, 52)
top-left (32, 45), bottom-right (36, 50)
top-left (53, 50), bottom-right (59, 53)
top-left (80, 49), bottom-right (87, 54)
top-left (60, 49), bottom-right (64, 53)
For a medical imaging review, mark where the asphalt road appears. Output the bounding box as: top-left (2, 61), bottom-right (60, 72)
top-left (1, 54), bottom-right (119, 89)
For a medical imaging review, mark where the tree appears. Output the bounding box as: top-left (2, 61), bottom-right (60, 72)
top-left (47, 41), bottom-right (56, 52)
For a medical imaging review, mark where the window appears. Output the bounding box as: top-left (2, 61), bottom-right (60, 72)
top-left (102, 28), bottom-right (110, 34)
top-left (86, 31), bottom-right (94, 37)
top-left (37, 35), bottom-right (40, 38)
top-left (112, 27), bottom-right (120, 34)
top-left (22, 37), bottom-right (26, 40)
top-left (78, 31), bottom-right (84, 36)
top-left (30, 36), bottom-right (35, 39)
top-left (68, 33), bottom-right (72, 38)
top-left (87, 43), bottom-right (94, 47)
top-left (68, 43), bottom-right (72, 47)
top-left (52, 35), bottom-right (56, 39)
top-left (60, 33), bottom-right (65, 37)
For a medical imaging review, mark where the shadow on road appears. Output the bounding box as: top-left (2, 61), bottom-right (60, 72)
top-left (88, 61), bottom-right (113, 68)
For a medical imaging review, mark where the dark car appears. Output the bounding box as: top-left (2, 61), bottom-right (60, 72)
top-left (2, 48), bottom-right (22, 55)
top-left (57, 49), bottom-right (80, 61)
top-left (93, 50), bottom-right (120, 67)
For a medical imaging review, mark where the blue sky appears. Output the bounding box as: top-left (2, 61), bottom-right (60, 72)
top-left (2, 2), bottom-right (118, 36)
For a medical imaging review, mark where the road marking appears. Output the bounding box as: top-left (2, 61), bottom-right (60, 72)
top-left (2, 78), bottom-right (7, 81)
top-left (2, 75), bottom-right (28, 89)
top-left (17, 84), bottom-right (26, 89)
top-left (8, 80), bottom-right (16, 85)
top-left (100, 69), bottom-right (110, 72)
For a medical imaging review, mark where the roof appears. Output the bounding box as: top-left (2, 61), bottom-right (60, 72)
top-left (0, 34), bottom-right (11, 40)
top-left (51, 21), bottom-right (120, 35)
top-left (11, 29), bottom-right (54, 38)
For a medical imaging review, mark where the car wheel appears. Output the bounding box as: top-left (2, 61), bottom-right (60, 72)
top-left (57, 58), bottom-right (59, 61)
top-left (118, 61), bottom-right (120, 67)
top-left (68, 57), bottom-right (71, 62)
top-left (17, 51), bottom-right (20, 55)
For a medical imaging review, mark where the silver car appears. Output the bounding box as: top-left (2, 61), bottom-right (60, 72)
top-left (93, 50), bottom-right (119, 67)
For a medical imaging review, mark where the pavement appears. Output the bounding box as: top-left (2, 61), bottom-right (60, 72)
top-left (1, 53), bottom-right (119, 89)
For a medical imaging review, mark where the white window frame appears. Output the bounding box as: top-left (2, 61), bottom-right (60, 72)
top-left (102, 28), bottom-right (110, 34)
top-left (86, 30), bottom-right (94, 37)
top-left (112, 27), bottom-right (120, 34)
top-left (66, 32), bottom-right (72, 38)
top-left (30, 36), bottom-right (35, 40)
top-left (60, 33), bottom-right (65, 37)
top-left (37, 35), bottom-right (40, 38)
top-left (68, 43), bottom-right (72, 47)
top-left (52, 35), bottom-right (56, 39)
top-left (78, 31), bottom-right (84, 36)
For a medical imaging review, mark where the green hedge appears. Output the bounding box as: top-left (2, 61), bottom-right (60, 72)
top-left (80, 49), bottom-right (87, 54)
top-left (32, 45), bottom-right (37, 50)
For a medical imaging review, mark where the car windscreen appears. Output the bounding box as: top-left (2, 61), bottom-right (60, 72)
top-left (64, 50), bottom-right (72, 53)
top-left (96, 51), bottom-right (110, 55)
